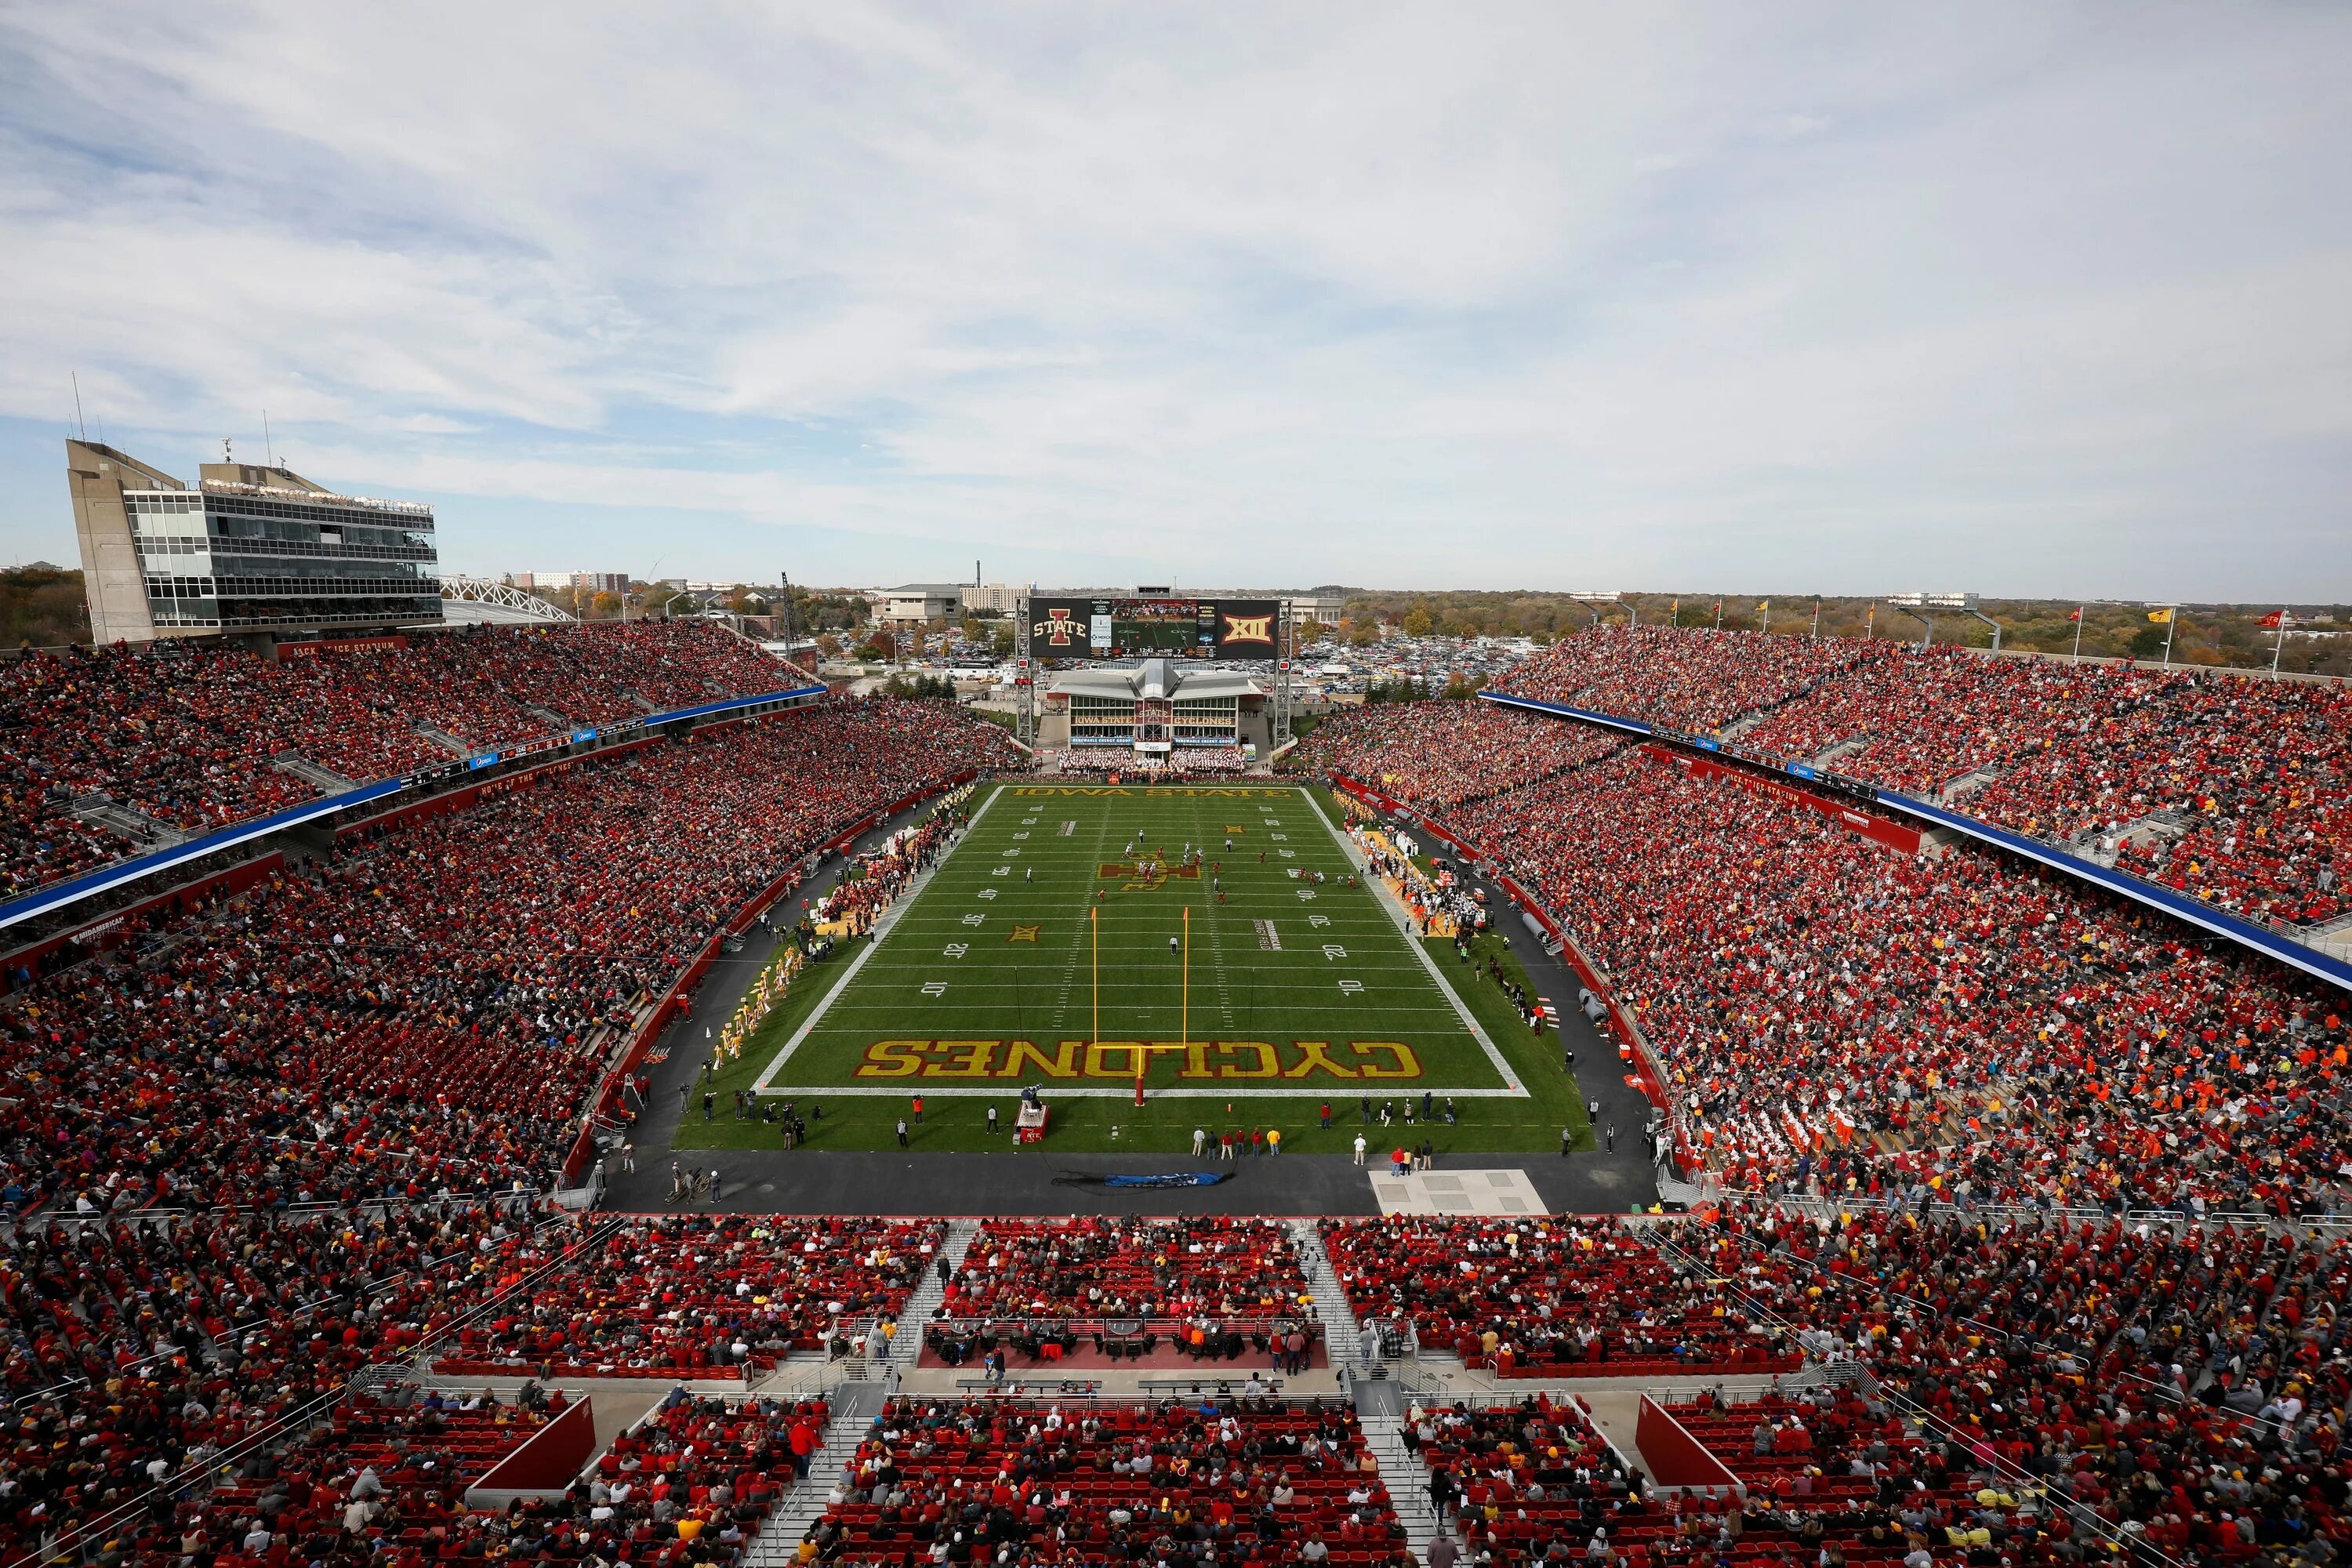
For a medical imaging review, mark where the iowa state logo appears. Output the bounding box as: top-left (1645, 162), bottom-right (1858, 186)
top-left (1033, 607), bottom-right (1078, 646)
top-left (1221, 613), bottom-right (1275, 646)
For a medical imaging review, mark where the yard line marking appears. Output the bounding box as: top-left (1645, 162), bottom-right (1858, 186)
top-left (1050, 793), bottom-right (1117, 1028)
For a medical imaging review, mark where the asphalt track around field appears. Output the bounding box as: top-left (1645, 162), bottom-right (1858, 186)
top-left (604, 781), bottom-right (1665, 1218)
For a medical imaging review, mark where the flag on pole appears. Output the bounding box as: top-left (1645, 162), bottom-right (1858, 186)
top-left (2259, 609), bottom-right (2288, 629)
top-left (1757, 601), bottom-right (1770, 612)
top-left (2147, 608), bottom-right (2173, 624)
top-left (2068, 607), bottom-right (2082, 622)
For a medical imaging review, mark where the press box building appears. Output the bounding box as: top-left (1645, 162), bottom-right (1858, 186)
top-left (66, 440), bottom-right (441, 644)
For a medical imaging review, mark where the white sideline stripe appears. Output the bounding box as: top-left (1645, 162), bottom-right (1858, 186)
top-left (1304, 786), bottom-right (1526, 1096)
top-left (751, 786), bottom-right (1006, 1095)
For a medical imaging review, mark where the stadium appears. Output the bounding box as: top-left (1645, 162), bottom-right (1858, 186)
top-left (5, 9), bottom-right (2350, 1568)
top-left (3, 586), bottom-right (2347, 1568)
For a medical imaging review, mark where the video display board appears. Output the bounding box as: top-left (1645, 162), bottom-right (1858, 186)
top-left (1028, 597), bottom-right (1279, 659)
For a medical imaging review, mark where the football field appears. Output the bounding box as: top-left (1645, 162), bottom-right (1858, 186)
top-left (756, 782), bottom-right (1522, 1100)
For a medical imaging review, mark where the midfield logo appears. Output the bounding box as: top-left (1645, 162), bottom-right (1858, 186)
top-left (1098, 857), bottom-right (1201, 892)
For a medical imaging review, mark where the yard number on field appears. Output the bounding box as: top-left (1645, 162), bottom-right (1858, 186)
top-left (1338, 979), bottom-right (1365, 994)
top-left (963, 913), bottom-right (985, 926)
top-left (1323, 945), bottom-right (1348, 960)
top-left (943, 943), bottom-right (968, 957)
top-left (921, 982), bottom-right (947, 996)
top-left (1309, 915), bottom-right (1330, 927)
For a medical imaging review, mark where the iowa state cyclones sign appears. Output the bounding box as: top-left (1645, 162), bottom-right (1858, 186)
top-left (1027, 597), bottom-right (1279, 659)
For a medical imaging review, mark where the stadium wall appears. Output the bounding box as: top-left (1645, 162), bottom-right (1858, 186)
top-left (462, 1397), bottom-right (598, 1509)
top-left (1637, 746), bottom-right (1925, 855)
top-left (1635, 1396), bottom-right (1744, 1495)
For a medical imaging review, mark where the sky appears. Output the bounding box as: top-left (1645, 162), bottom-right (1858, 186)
top-left (1, 2), bottom-right (2347, 597)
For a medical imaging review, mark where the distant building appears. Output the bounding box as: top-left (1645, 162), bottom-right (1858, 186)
top-left (510, 571), bottom-right (626, 594)
top-left (965, 583), bottom-right (1024, 615)
top-left (65, 440), bottom-right (441, 644)
top-left (875, 583), bottom-right (966, 623)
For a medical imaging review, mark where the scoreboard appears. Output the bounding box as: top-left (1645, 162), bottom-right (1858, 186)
top-left (1027, 596), bottom-right (1280, 660)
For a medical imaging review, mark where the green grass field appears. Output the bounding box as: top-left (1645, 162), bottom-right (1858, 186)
top-left (670, 784), bottom-right (1595, 1155)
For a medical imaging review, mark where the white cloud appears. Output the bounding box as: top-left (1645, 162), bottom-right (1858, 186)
top-left (0, 1), bottom-right (2347, 596)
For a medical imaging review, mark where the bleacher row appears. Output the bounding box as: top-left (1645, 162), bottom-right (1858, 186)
top-left (0, 622), bottom-right (804, 899)
top-left (812, 1399), bottom-right (1401, 1566)
top-left (944, 1217), bottom-right (1314, 1320)
top-left (1319, 1216), bottom-right (1801, 1379)
top-left (11, 1203), bottom-right (2349, 1565)
top-left (1294, 698), bottom-right (2352, 1213)
top-left (1492, 625), bottom-right (2352, 926)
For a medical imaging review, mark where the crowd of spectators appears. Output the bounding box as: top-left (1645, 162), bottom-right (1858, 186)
top-left (430, 1215), bottom-right (943, 1379)
top-left (940, 1218), bottom-right (1313, 1323)
top-left (1318, 1217), bottom-right (1796, 1378)
top-left (0, 1200), bottom-right (567, 1567)
top-left (808, 1397), bottom-right (1403, 1566)
top-left (158, 1384), bottom-right (555, 1568)
top-left (1496, 627), bottom-right (1867, 738)
top-left (1400, 1395), bottom-right (1650, 1561)
top-left (1440, 747), bottom-right (2352, 1210)
top-left (1291, 705), bottom-right (1621, 811)
top-left (1679, 1201), bottom-right (2352, 1563)
top-left (1497, 628), bottom-right (2352, 925)
top-left (472, 1392), bottom-right (826, 1567)
top-left (0, 699), bottom-right (1019, 1213)
top-left (0, 622), bottom-right (807, 898)
top-left (1319, 1203), bottom-right (2352, 1563)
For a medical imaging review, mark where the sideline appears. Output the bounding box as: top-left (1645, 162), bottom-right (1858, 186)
top-left (1301, 786), bottom-right (1525, 1096)
top-left (751, 786), bottom-right (1005, 1095)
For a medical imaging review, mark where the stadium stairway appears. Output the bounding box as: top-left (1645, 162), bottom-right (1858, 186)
top-left (272, 751), bottom-right (356, 792)
top-left (747, 1378), bottom-right (885, 1567)
top-left (881, 1216), bottom-right (978, 1373)
top-left (1292, 1220), bottom-right (1370, 1377)
top-left (1359, 1403), bottom-right (1455, 1563)
top-left (67, 790), bottom-right (183, 848)
top-left (412, 723), bottom-right (473, 757)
